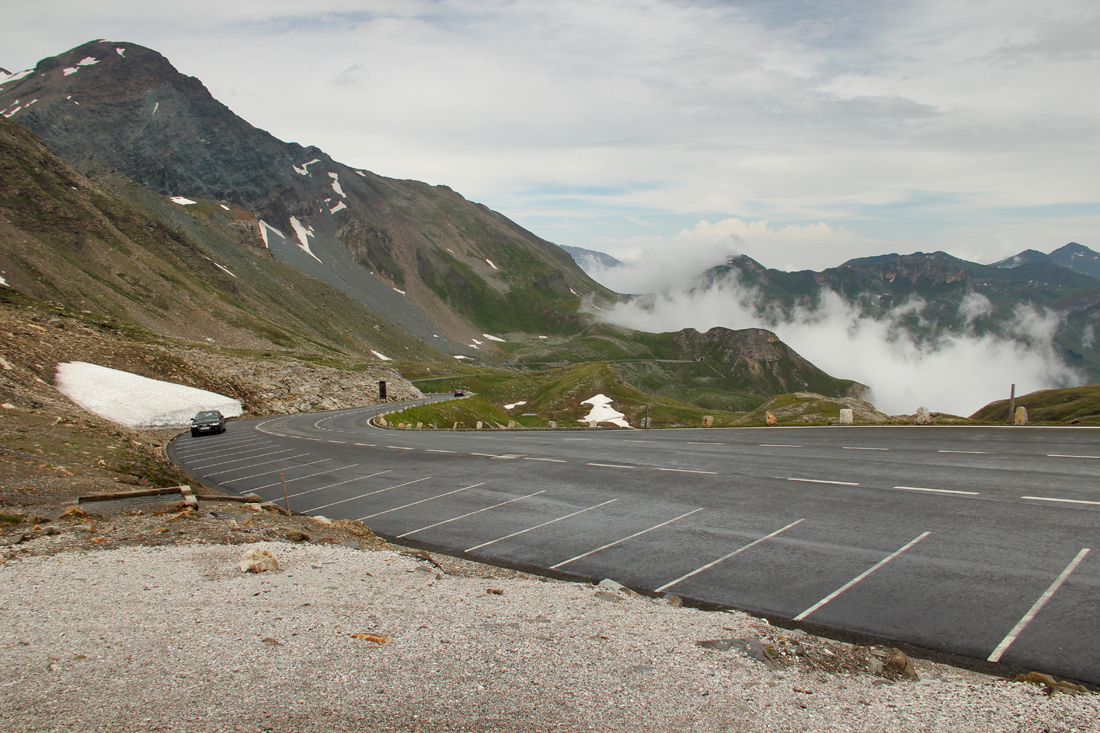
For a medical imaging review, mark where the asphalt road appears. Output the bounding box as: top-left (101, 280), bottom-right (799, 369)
top-left (167, 396), bottom-right (1100, 683)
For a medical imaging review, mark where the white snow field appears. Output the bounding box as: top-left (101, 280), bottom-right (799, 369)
top-left (579, 393), bottom-right (630, 427)
top-left (55, 362), bottom-right (242, 429)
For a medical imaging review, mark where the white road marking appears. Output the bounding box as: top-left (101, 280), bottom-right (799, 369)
top-left (655, 519), bottom-right (805, 593)
top-left (657, 468), bottom-right (718, 475)
top-left (987, 548), bottom-right (1090, 663)
top-left (938, 450), bottom-right (989, 454)
top-left (204, 453), bottom-right (310, 476)
top-left (283, 469), bottom-right (391, 498)
top-left (794, 532), bottom-right (930, 621)
top-left (222, 458), bottom-right (332, 484)
top-left (550, 508), bottom-right (703, 569)
top-left (1022, 496), bottom-right (1100, 506)
top-left (175, 438), bottom-right (266, 457)
top-left (358, 483), bottom-right (483, 520)
top-left (761, 444), bottom-right (801, 448)
top-left (1047, 454), bottom-right (1100, 460)
top-left (524, 457), bottom-right (566, 463)
top-left (398, 490), bottom-right (546, 538)
top-left (386, 446), bottom-right (414, 450)
top-left (466, 499), bottom-right (619, 553)
top-left (562, 438), bottom-right (589, 441)
top-left (300, 476), bottom-right (431, 510)
top-left (327, 441), bottom-right (347, 444)
top-left (687, 442), bottom-right (724, 445)
top-left (470, 452), bottom-right (519, 459)
top-left (843, 447), bottom-right (888, 451)
top-left (894, 486), bottom-right (980, 496)
top-left (588, 462), bottom-right (634, 469)
top-left (426, 449), bottom-right (456, 454)
top-left (190, 447), bottom-right (293, 469)
top-left (788, 477), bottom-right (860, 486)
top-left (354, 443), bottom-right (376, 447)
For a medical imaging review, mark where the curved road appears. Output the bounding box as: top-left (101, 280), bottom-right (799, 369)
top-left (167, 396), bottom-right (1100, 684)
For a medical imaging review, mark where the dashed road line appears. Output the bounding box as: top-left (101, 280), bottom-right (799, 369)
top-left (988, 548), bottom-right (1091, 663)
top-left (1047, 454), bottom-right (1100, 460)
top-left (588, 462), bottom-right (634, 469)
top-left (426, 449), bottom-right (456, 454)
top-left (794, 532), bottom-right (931, 621)
top-left (1023, 496), bottom-right (1100, 506)
top-left (524, 457), bottom-right (566, 463)
top-left (354, 443), bottom-right (376, 447)
top-left (550, 508), bottom-right (704, 570)
top-left (655, 519), bottom-right (805, 593)
top-left (466, 499), bottom-right (618, 553)
top-left (939, 450), bottom-right (988, 454)
top-left (657, 468), bottom-right (718, 475)
top-left (687, 442), bottom-right (724, 445)
top-left (358, 483), bottom-right (484, 521)
top-left (843, 447), bottom-right (888, 451)
top-left (398, 490), bottom-right (546, 538)
top-left (761, 444), bottom-right (801, 448)
top-left (788, 477), bottom-right (859, 486)
top-left (386, 446), bottom-right (414, 450)
top-left (894, 486), bottom-right (980, 496)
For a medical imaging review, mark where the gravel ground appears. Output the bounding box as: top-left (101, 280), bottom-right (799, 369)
top-left (2, 540), bottom-right (1096, 732)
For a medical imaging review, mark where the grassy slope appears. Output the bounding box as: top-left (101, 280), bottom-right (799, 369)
top-left (969, 385), bottom-right (1100, 424)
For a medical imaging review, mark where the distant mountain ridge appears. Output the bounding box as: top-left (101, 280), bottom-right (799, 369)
top-left (559, 245), bottom-right (623, 270)
top-left (0, 40), bottom-right (617, 353)
top-left (993, 242), bottom-right (1100, 279)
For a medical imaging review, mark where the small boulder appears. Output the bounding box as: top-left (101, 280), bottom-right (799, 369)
top-left (838, 408), bottom-right (853, 425)
top-left (765, 411), bottom-right (777, 426)
top-left (1014, 406), bottom-right (1028, 425)
top-left (239, 547), bottom-right (278, 573)
top-left (548, 421), bottom-right (557, 429)
top-left (915, 407), bottom-right (931, 425)
top-left (702, 416), bottom-right (714, 428)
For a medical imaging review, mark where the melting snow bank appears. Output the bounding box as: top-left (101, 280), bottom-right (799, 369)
top-left (370, 350), bottom-right (392, 361)
top-left (504, 400), bottom-right (527, 410)
top-left (580, 394), bottom-right (630, 427)
top-left (169, 197), bottom-right (196, 205)
top-left (55, 362), bottom-right (242, 429)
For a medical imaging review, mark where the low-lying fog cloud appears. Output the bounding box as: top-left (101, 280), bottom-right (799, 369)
top-left (595, 281), bottom-right (1082, 417)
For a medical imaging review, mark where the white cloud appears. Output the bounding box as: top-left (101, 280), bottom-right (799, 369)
top-left (595, 281), bottom-right (1083, 417)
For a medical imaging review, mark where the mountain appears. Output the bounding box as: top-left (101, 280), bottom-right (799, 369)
top-left (559, 245), bottom-right (624, 270)
top-left (1048, 242), bottom-right (1100, 279)
top-left (0, 40), bottom-right (617, 354)
top-left (0, 112), bottom-right (441, 361)
top-left (701, 250), bottom-right (1100, 383)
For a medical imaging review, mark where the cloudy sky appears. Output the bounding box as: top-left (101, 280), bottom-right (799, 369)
top-left (4, 0), bottom-right (1099, 277)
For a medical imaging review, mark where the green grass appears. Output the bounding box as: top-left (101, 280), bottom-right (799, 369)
top-left (969, 384), bottom-right (1100, 423)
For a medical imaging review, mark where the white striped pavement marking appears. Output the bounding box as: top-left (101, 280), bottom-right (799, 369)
top-left (386, 446), bottom-right (414, 450)
top-left (657, 468), bottom-right (718, 475)
top-left (761, 444), bottom-right (801, 448)
top-left (398, 490), bottom-right (546, 538)
top-left (687, 442), bottom-right (724, 445)
top-left (794, 532), bottom-right (931, 621)
top-left (260, 465), bottom-right (375, 494)
top-left (588, 463), bottom-right (634, 469)
top-left (354, 443), bottom-right (376, 447)
top-left (894, 486), bottom-right (980, 496)
top-left (550, 508), bottom-right (703, 570)
top-left (938, 450), bottom-right (988, 454)
top-left (466, 500), bottom-right (618, 553)
top-left (427, 449), bottom-right (456, 454)
top-left (843, 447), bottom-right (888, 451)
top-left (189, 446), bottom-right (292, 469)
top-left (222, 458), bottom-right (332, 484)
top-left (655, 519), bottom-right (805, 593)
top-left (1023, 496), bottom-right (1100, 506)
top-left (788, 477), bottom-right (859, 486)
top-left (358, 483), bottom-right (483, 521)
top-left (300, 476), bottom-right (431, 511)
top-left (204, 453), bottom-right (310, 477)
top-left (1047, 454), bottom-right (1100, 460)
top-left (988, 548), bottom-right (1090, 663)
top-left (524, 457), bottom-right (566, 463)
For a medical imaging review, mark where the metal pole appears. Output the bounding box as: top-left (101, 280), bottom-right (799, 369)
top-left (1008, 384), bottom-right (1015, 425)
top-left (281, 473), bottom-right (290, 512)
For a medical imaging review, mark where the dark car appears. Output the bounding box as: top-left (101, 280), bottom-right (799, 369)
top-left (191, 410), bottom-right (226, 437)
top-left (454, 390), bottom-right (465, 397)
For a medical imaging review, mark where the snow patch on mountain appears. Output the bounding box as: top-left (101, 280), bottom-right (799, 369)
top-left (55, 361), bottom-right (242, 429)
top-left (77, 57), bottom-right (100, 67)
top-left (115, 47), bottom-right (126, 56)
top-left (371, 350), bottom-right (392, 361)
top-left (328, 172), bottom-right (346, 198)
top-left (0, 275), bottom-right (8, 287)
top-left (63, 68), bottom-right (79, 76)
top-left (483, 334), bottom-right (505, 342)
top-left (170, 197), bottom-right (196, 205)
top-left (485, 259), bottom-right (499, 270)
top-left (0, 69), bottom-right (32, 86)
top-left (579, 394), bottom-right (629, 428)
top-left (393, 288), bottom-right (405, 295)
top-left (288, 216), bottom-right (322, 262)
top-left (330, 200), bottom-right (347, 214)
top-left (258, 220), bottom-right (286, 248)
top-left (293, 158), bottom-right (322, 176)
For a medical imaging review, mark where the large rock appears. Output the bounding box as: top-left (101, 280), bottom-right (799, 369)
top-left (838, 408), bottom-right (853, 425)
top-left (915, 407), bottom-right (932, 424)
top-left (239, 547), bottom-right (278, 573)
top-left (1014, 406), bottom-right (1029, 425)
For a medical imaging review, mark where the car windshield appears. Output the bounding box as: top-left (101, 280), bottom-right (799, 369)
top-left (194, 411), bottom-right (220, 420)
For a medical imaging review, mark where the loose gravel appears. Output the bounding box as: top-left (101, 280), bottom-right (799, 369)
top-left (2, 541), bottom-right (1096, 732)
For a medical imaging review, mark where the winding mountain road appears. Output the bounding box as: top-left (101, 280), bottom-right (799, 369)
top-left (167, 396), bottom-right (1100, 684)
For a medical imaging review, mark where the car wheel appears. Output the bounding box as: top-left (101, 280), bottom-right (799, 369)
top-left (191, 429), bottom-right (198, 437)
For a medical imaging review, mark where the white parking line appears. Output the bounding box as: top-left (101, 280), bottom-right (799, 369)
top-left (190, 446), bottom-right (292, 469)
top-left (1022, 496), bottom-right (1100, 506)
top-left (204, 453), bottom-right (310, 476)
top-left (655, 519), bottom-right (805, 593)
top-left (550, 508), bottom-right (703, 570)
top-left (843, 447), bottom-right (888, 451)
top-left (398, 490), bottom-right (546, 538)
top-left (794, 532), bottom-right (931, 621)
top-left (466, 500), bottom-right (618, 553)
top-left (253, 465), bottom-right (372, 493)
top-left (300, 476), bottom-right (431, 511)
top-left (221, 458), bottom-right (331, 484)
top-left (987, 548), bottom-right (1090, 663)
top-left (174, 438), bottom-right (266, 457)
top-left (524, 457), bottom-right (566, 463)
top-left (657, 468), bottom-right (718, 475)
top-left (358, 483), bottom-right (483, 521)
top-left (588, 463), bottom-right (634, 469)
top-left (938, 450), bottom-right (989, 454)
top-left (895, 486), bottom-right (980, 496)
top-left (1047, 454), bottom-right (1100, 460)
top-left (788, 477), bottom-right (860, 486)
